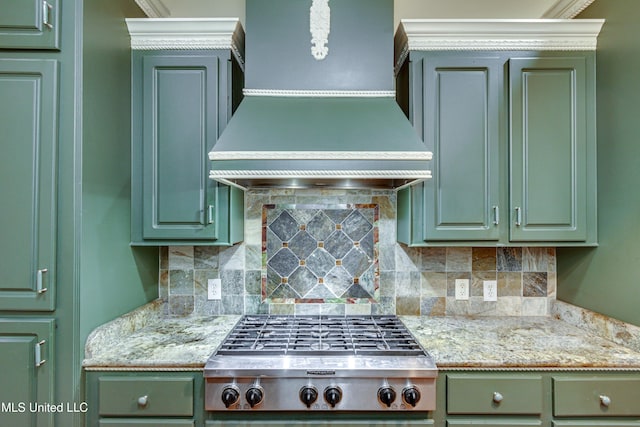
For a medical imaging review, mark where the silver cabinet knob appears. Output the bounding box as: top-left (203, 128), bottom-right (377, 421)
top-left (493, 392), bottom-right (504, 404)
top-left (599, 395), bottom-right (611, 407)
top-left (137, 395), bottom-right (148, 407)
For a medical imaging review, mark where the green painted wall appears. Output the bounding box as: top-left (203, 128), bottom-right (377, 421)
top-left (557, 0), bottom-right (640, 326)
top-left (79, 0), bottom-right (157, 348)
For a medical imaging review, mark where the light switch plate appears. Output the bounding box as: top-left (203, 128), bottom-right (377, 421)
top-left (208, 278), bottom-right (221, 300)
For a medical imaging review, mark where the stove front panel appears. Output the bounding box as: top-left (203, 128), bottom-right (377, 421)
top-left (205, 376), bottom-right (436, 412)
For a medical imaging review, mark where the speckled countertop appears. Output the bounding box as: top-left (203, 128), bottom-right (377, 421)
top-left (83, 300), bottom-right (640, 371)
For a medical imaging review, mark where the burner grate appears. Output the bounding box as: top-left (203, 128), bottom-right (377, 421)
top-left (216, 315), bottom-right (425, 356)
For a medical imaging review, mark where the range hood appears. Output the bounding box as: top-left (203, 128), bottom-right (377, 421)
top-left (209, 0), bottom-right (431, 190)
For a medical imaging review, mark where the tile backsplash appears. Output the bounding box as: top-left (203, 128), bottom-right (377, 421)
top-left (159, 189), bottom-right (555, 317)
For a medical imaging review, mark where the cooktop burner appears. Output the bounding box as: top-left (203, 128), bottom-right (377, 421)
top-left (215, 315), bottom-right (425, 356)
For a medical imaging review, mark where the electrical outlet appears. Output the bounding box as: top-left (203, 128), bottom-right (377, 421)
top-left (208, 278), bottom-right (221, 300)
top-left (483, 280), bottom-right (498, 301)
top-left (455, 279), bottom-right (469, 300)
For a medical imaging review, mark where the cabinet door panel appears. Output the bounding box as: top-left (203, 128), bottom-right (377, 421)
top-left (0, 0), bottom-right (59, 49)
top-left (0, 318), bottom-right (55, 427)
top-left (510, 57), bottom-right (587, 242)
top-left (142, 55), bottom-right (219, 240)
top-left (99, 421), bottom-right (194, 427)
top-left (448, 421), bottom-right (542, 426)
top-left (422, 56), bottom-right (501, 241)
top-left (0, 59), bottom-right (57, 311)
top-left (206, 422), bottom-right (433, 426)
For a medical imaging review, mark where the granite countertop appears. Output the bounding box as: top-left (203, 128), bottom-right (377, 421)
top-left (83, 300), bottom-right (640, 371)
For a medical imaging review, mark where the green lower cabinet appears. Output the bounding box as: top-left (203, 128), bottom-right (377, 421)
top-left (447, 374), bottom-right (543, 415)
top-left (553, 376), bottom-right (640, 417)
top-left (553, 423), bottom-right (640, 427)
top-left (99, 421), bottom-right (194, 427)
top-left (206, 421), bottom-right (433, 426)
top-left (447, 420), bottom-right (542, 426)
top-left (86, 371), bottom-right (202, 427)
top-left (0, 318), bottom-right (55, 427)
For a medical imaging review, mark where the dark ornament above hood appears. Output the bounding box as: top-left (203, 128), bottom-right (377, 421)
top-left (209, 0), bottom-right (431, 190)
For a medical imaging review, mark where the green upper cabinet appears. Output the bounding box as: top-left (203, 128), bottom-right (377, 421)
top-left (0, 59), bottom-right (57, 311)
top-left (0, 0), bottom-right (59, 50)
top-left (509, 57), bottom-right (593, 242)
top-left (414, 54), bottom-right (502, 241)
top-left (128, 19), bottom-right (245, 246)
top-left (395, 20), bottom-right (602, 247)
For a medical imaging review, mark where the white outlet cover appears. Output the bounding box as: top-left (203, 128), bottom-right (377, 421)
top-left (208, 278), bottom-right (222, 300)
top-left (455, 279), bottom-right (469, 300)
top-left (483, 280), bottom-right (498, 302)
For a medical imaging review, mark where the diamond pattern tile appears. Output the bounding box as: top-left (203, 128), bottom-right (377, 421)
top-left (263, 204), bottom-right (379, 303)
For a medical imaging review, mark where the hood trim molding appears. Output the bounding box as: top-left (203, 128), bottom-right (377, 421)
top-left (243, 89), bottom-right (396, 97)
top-left (210, 151), bottom-right (432, 161)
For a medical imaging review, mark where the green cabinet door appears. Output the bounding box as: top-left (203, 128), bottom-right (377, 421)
top-left (420, 55), bottom-right (502, 241)
top-left (0, 0), bottom-right (59, 49)
top-left (509, 57), bottom-right (592, 242)
top-left (0, 59), bottom-right (57, 311)
top-left (0, 318), bottom-right (55, 427)
top-left (131, 51), bottom-right (244, 245)
top-left (141, 54), bottom-right (219, 241)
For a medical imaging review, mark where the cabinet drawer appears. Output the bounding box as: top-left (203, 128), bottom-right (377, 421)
top-left (448, 421), bottom-right (542, 427)
top-left (98, 376), bottom-right (193, 417)
top-left (553, 377), bottom-right (640, 417)
top-left (447, 374), bottom-right (543, 415)
top-left (553, 422), bottom-right (640, 427)
top-left (100, 421), bottom-right (194, 427)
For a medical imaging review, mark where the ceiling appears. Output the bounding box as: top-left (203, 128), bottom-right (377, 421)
top-left (133, 0), bottom-right (596, 26)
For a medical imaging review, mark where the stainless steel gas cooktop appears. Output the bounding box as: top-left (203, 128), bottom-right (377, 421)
top-left (204, 315), bottom-right (437, 412)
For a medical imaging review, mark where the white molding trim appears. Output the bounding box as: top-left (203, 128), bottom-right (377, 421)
top-left (126, 18), bottom-right (245, 70)
top-left (134, 0), bottom-right (170, 18)
top-left (209, 151), bottom-right (433, 161)
top-left (542, 0), bottom-right (597, 18)
top-left (209, 170), bottom-right (433, 179)
top-left (242, 89), bottom-right (396, 98)
top-left (397, 19), bottom-right (604, 52)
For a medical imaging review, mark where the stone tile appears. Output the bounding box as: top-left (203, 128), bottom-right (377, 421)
top-left (421, 272), bottom-right (447, 297)
top-left (194, 246), bottom-right (218, 269)
top-left (396, 296), bottom-right (420, 316)
top-left (378, 244), bottom-right (396, 271)
top-left (168, 295), bottom-right (194, 316)
top-left (471, 271), bottom-right (497, 297)
top-left (289, 231), bottom-right (318, 259)
top-left (269, 303), bottom-right (295, 315)
top-left (295, 304), bottom-right (321, 315)
top-left (324, 266), bottom-right (352, 297)
top-left (494, 297), bottom-right (523, 316)
top-left (345, 303), bottom-right (372, 315)
top-left (342, 210), bottom-right (373, 241)
top-left (522, 297), bottom-right (548, 316)
top-left (322, 303), bottom-right (347, 315)
top-left (220, 295), bottom-right (244, 315)
top-left (523, 272), bottom-right (548, 297)
top-left (306, 211), bottom-right (335, 240)
top-left (372, 195), bottom-right (395, 220)
top-left (523, 247), bottom-right (549, 272)
top-left (268, 248), bottom-right (299, 277)
top-left (421, 247), bottom-right (446, 272)
top-left (396, 271), bottom-right (420, 298)
top-left (497, 247), bottom-right (522, 272)
top-left (244, 270), bottom-right (262, 295)
top-left (244, 295), bottom-right (262, 315)
top-left (159, 270), bottom-right (169, 302)
top-left (219, 244), bottom-right (245, 270)
top-left (472, 247), bottom-right (497, 271)
top-left (220, 269), bottom-right (244, 295)
top-left (168, 246), bottom-right (194, 270)
top-left (289, 267), bottom-right (320, 297)
top-left (372, 297), bottom-right (395, 315)
top-left (343, 247), bottom-right (370, 277)
top-left (421, 297), bottom-right (446, 316)
top-left (169, 270), bottom-right (194, 296)
top-left (324, 230), bottom-right (352, 259)
top-left (159, 246), bottom-right (169, 269)
top-left (306, 248), bottom-right (335, 278)
top-left (194, 269), bottom-right (218, 296)
top-left (446, 247), bottom-right (472, 272)
top-left (379, 271), bottom-right (396, 298)
top-left (270, 210), bottom-right (299, 241)
top-left (497, 272), bottom-right (522, 297)
top-left (245, 245), bottom-right (261, 270)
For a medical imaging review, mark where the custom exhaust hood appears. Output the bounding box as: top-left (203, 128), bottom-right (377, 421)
top-left (208, 0), bottom-right (432, 190)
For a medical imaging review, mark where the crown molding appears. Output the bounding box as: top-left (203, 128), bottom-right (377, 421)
top-left (398, 19), bottom-right (604, 51)
top-left (134, 0), bottom-right (170, 18)
top-left (209, 151), bottom-right (432, 161)
top-left (542, 0), bottom-right (597, 19)
top-left (126, 18), bottom-right (245, 68)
